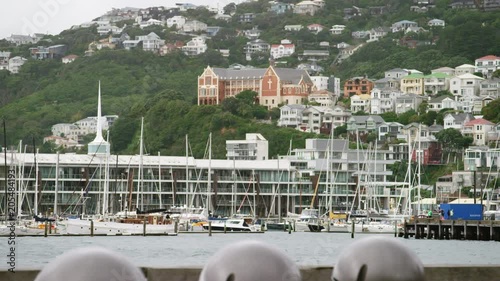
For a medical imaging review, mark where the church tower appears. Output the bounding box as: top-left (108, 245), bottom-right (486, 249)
top-left (87, 81), bottom-right (110, 155)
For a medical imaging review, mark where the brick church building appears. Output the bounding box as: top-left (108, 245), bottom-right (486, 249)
top-left (197, 65), bottom-right (315, 108)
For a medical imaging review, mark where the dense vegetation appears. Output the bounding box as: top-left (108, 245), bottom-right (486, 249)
top-left (0, 0), bottom-right (499, 157)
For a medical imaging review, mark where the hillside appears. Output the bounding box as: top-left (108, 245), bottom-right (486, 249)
top-left (0, 0), bottom-right (499, 157)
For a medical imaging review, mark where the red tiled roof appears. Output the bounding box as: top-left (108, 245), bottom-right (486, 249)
top-left (464, 118), bottom-right (494, 126)
top-left (476, 55), bottom-right (500, 61)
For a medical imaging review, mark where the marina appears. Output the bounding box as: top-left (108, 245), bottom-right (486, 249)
top-left (1, 232), bottom-right (500, 281)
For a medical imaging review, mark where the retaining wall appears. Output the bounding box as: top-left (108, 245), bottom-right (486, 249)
top-left (1, 265), bottom-right (499, 281)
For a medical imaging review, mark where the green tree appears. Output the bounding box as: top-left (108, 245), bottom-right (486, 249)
top-left (380, 112), bottom-right (398, 122)
top-left (398, 109), bottom-right (417, 125)
top-left (435, 128), bottom-right (473, 162)
top-left (482, 98), bottom-right (500, 123)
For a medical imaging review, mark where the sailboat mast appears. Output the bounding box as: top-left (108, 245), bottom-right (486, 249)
top-left (17, 141), bottom-right (22, 217)
top-left (207, 133), bottom-right (212, 216)
top-left (3, 120), bottom-right (7, 222)
top-left (356, 128), bottom-right (361, 210)
top-left (34, 147), bottom-right (38, 216)
top-left (158, 151), bottom-right (162, 209)
top-left (137, 117), bottom-right (144, 210)
top-left (417, 123), bottom-right (422, 215)
top-left (185, 135), bottom-right (189, 208)
top-left (407, 131), bottom-right (412, 215)
top-left (327, 129), bottom-right (333, 215)
top-left (54, 151), bottom-right (59, 215)
top-left (232, 153), bottom-right (236, 217)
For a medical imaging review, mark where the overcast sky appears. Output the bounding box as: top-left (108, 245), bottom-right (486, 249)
top-left (0, 0), bottom-right (243, 39)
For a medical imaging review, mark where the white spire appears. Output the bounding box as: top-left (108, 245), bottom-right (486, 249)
top-left (94, 80), bottom-right (104, 142)
top-left (88, 80), bottom-right (110, 155)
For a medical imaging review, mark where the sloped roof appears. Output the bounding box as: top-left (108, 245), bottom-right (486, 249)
top-left (445, 113), bottom-right (474, 122)
top-left (476, 55), bottom-right (500, 61)
top-left (212, 67), bottom-right (267, 79)
top-left (456, 73), bottom-right (484, 80)
top-left (432, 67), bottom-right (454, 72)
top-left (425, 72), bottom-right (451, 78)
top-left (348, 115), bottom-right (385, 124)
top-left (428, 124), bottom-right (444, 132)
top-left (455, 64), bottom-right (475, 68)
top-left (275, 68), bottom-right (312, 84)
top-left (465, 118), bottom-right (494, 126)
top-left (211, 67), bottom-right (312, 85)
top-left (429, 95), bottom-right (454, 103)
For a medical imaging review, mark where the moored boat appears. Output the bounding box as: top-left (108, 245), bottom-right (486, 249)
top-left (202, 218), bottom-right (261, 232)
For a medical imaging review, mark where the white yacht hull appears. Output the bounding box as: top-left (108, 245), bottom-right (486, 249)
top-left (60, 219), bottom-right (176, 235)
top-left (347, 221), bottom-right (402, 234)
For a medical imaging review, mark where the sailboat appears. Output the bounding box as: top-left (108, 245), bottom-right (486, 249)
top-left (61, 83), bottom-right (176, 235)
top-left (345, 131), bottom-right (410, 234)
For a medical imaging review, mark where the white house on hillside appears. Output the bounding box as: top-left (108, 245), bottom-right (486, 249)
top-left (294, 0), bottom-right (323, 15)
top-left (480, 78), bottom-right (500, 98)
top-left (166, 16), bottom-right (186, 28)
top-left (308, 90), bottom-right (335, 107)
top-left (182, 20), bottom-right (208, 33)
top-left (428, 19), bottom-right (445, 27)
top-left (284, 25), bottom-right (303, 31)
top-left (182, 36), bottom-right (207, 56)
top-left (370, 89), bottom-right (403, 114)
top-left (385, 68), bottom-right (410, 79)
top-left (455, 64), bottom-right (476, 76)
top-left (278, 104), bottom-right (306, 128)
top-left (443, 113), bottom-right (474, 130)
top-left (307, 24), bottom-right (325, 34)
top-left (428, 95), bottom-right (457, 112)
top-left (136, 32), bottom-right (165, 52)
top-left (449, 73), bottom-right (484, 97)
top-left (475, 55), bottom-right (500, 78)
top-left (330, 25), bottom-right (346, 35)
top-left (462, 119), bottom-right (496, 146)
top-left (7, 56), bottom-right (27, 73)
top-left (350, 94), bottom-right (371, 113)
top-left (391, 20), bottom-right (417, 32)
top-left (270, 39), bottom-right (295, 59)
top-left (431, 67), bottom-right (455, 76)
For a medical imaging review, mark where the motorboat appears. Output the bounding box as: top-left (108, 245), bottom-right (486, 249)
top-left (202, 218), bottom-right (261, 232)
top-left (293, 208), bottom-right (320, 232)
top-left (308, 219), bottom-right (348, 233)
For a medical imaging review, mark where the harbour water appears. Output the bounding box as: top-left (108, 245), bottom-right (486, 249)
top-left (1, 232), bottom-right (499, 270)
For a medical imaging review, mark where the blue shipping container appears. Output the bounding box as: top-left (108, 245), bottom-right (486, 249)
top-left (439, 204), bottom-right (483, 220)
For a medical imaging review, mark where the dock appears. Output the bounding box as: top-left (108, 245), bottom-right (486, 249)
top-left (401, 218), bottom-right (500, 241)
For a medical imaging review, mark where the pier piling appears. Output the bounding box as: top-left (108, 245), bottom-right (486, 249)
top-left (402, 219), bottom-right (500, 241)
top-left (208, 221), bottom-right (212, 237)
top-left (90, 220), bottom-right (94, 237)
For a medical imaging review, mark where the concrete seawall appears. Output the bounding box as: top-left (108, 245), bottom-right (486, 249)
top-left (1, 266), bottom-right (499, 281)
